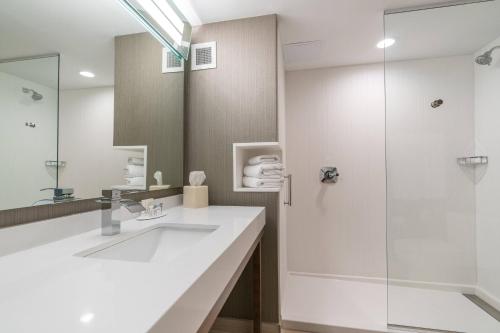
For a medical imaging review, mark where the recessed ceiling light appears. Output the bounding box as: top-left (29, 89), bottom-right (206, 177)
top-left (80, 312), bottom-right (94, 323)
top-left (79, 71), bottom-right (95, 78)
top-left (377, 38), bottom-right (395, 49)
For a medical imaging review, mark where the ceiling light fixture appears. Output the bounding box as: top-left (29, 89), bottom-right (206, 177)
top-left (79, 71), bottom-right (95, 78)
top-left (377, 38), bottom-right (395, 49)
top-left (118, 0), bottom-right (192, 60)
top-left (136, 0), bottom-right (183, 45)
top-left (80, 313), bottom-right (95, 323)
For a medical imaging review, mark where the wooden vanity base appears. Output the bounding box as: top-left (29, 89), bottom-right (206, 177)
top-left (198, 231), bottom-right (263, 333)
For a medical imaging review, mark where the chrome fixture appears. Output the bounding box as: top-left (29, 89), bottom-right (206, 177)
top-left (431, 99), bottom-right (443, 108)
top-left (284, 174), bottom-right (292, 206)
top-left (40, 187), bottom-right (75, 202)
top-left (475, 46), bottom-right (500, 66)
top-left (45, 160), bottom-right (66, 168)
top-left (97, 189), bottom-right (146, 236)
top-left (320, 167), bottom-right (340, 183)
top-left (22, 87), bottom-right (43, 100)
top-left (33, 188), bottom-right (75, 205)
top-left (457, 156), bottom-right (488, 166)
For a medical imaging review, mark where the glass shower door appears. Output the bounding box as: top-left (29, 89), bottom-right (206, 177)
top-left (385, 1), bottom-right (500, 332)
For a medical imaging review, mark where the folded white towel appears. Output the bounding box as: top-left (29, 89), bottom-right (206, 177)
top-left (248, 155), bottom-right (280, 165)
top-left (128, 157), bottom-right (144, 166)
top-left (125, 164), bottom-right (144, 177)
top-left (125, 177), bottom-right (145, 186)
top-left (244, 164), bottom-right (283, 179)
top-left (243, 176), bottom-right (284, 188)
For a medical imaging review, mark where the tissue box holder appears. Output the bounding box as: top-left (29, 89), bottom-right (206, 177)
top-left (183, 186), bottom-right (208, 208)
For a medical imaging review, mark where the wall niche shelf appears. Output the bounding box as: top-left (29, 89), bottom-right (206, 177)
top-left (112, 145), bottom-right (148, 191)
top-left (233, 142), bottom-right (282, 192)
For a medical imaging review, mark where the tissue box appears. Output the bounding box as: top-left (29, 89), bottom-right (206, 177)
top-left (183, 186), bottom-right (208, 208)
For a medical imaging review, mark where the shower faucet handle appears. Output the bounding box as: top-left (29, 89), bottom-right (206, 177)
top-left (320, 167), bottom-right (339, 183)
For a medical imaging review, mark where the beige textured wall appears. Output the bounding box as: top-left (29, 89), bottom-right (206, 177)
top-left (114, 33), bottom-right (184, 188)
top-left (185, 15), bottom-right (279, 322)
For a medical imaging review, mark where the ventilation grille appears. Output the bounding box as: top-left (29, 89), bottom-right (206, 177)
top-left (162, 48), bottom-right (184, 73)
top-left (196, 47), bottom-right (212, 66)
top-left (191, 42), bottom-right (217, 71)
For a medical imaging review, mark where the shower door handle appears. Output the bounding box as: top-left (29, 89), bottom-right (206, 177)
top-left (284, 174), bottom-right (292, 206)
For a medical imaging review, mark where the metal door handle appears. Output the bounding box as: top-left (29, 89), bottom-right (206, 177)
top-left (284, 174), bottom-right (292, 206)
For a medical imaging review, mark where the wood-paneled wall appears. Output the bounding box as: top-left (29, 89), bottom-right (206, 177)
top-left (114, 33), bottom-right (184, 188)
top-left (185, 15), bottom-right (279, 323)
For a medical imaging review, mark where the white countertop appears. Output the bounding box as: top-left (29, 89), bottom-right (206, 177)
top-left (0, 205), bottom-right (265, 333)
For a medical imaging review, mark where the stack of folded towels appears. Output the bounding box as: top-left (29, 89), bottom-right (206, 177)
top-left (125, 157), bottom-right (145, 187)
top-left (243, 155), bottom-right (284, 189)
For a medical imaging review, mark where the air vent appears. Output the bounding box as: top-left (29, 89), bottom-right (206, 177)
top-left (191, 41), bottom-right (217, 71)
top-left (162, 48), bottom-right (184, 73)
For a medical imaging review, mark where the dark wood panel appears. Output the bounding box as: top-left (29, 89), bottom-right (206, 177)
top-left (197, 232), bottom-right (263, 333)
top-left (114, 33), bottom-right (184, 188)
top-left (0, 187), bottom-right (182, 229)
top-left (185, 15), bottom-right (279, 323)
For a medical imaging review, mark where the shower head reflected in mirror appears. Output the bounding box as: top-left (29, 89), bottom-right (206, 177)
top-left (475, 46), bottom-right (500, 66)
top-left (22, 87), bottom-right (43, 101)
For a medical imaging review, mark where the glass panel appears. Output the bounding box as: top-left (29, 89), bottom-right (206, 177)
top-left (0, 55), bottom-right (59, 209)
top-left (385, 1), bottom-right (500, 332)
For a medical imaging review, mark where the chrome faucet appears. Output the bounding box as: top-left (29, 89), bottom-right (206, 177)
top-left (97, 190), bottom-right (146, 236)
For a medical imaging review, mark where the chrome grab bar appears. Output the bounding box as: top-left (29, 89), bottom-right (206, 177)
top-left (284, 174), bottom-right (292, 206)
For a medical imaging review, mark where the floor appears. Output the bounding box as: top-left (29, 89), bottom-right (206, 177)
top-left (281, 273), bottom-right (500, 333)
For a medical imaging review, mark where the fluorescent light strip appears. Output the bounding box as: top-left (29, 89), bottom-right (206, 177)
top-left (79, 71), bottom-right (95, 78)
top-left (153, 0), bottom-right (184, 34)
top-left (137, 0), bottom-right (183, 45)
top-left (377, 38), bottom-right (395, 49)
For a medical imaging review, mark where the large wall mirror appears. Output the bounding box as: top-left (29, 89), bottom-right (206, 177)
top-left (0, 0), bottom-right (185, 211)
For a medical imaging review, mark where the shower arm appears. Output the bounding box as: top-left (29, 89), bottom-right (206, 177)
top-left (486, 45), bottom-right (500, 56)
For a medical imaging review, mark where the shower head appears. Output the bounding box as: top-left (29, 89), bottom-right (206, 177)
top-left (22, 87), bottom-right (43, 101)
top-left (475, 46), bottom-right (500, 66)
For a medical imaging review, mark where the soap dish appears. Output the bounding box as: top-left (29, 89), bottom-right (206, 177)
top-left (136, 212), bottom-right (167, 221)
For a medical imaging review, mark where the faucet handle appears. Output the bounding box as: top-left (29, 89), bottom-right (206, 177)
top-left (111, 189), bottom-right (122, 200)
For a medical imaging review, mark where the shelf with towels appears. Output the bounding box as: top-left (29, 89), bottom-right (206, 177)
top-left (112, 145), bottom-right (148, 191)
top-left (233, 142), bottom-right (283, 192)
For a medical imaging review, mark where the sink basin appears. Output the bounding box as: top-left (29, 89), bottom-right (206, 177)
top-left (76, 223), bottom-right (218, 263)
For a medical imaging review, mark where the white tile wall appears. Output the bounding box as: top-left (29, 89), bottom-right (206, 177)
top-left (285, 63), bottom-right (386, 278)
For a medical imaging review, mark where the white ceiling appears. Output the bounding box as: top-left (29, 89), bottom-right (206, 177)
top-left (0, 57), bottom-right (59, 89)
top-left (190, 0), bottom-right (450, 70)
top-left (2, 0), bottom-right (500, 89)
top-left (0, 0), bottom-right (145, 89)
top-left (385, 0), bottom-right (500, 62)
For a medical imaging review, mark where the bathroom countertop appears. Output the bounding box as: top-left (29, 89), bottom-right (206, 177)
top-left (0, 205), bottom-right (265, 333)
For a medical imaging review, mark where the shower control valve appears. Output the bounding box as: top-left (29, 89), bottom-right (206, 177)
top-left (320, 167), bottom-right (339, 183)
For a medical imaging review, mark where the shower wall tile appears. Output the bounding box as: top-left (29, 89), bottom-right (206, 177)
top-left (286, 63), bottom-right (387, 278)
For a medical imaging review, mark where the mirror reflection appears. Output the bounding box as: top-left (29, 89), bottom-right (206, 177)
top-left (0, 0), bottom-right (185, 210)
top-left (0, 56), bottom-right (59, 209)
